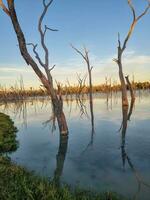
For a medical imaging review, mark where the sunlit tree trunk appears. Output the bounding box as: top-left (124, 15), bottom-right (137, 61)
top-left (118, 49), bottom-right (129, 107)
top-left (125, 75), bottom-right (135, 101)
top-left (0, 0), bottom-right (68, 135)
top-left (113, 0), bottom-right (150, 107)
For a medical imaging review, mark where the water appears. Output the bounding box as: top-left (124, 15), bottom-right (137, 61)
top-left (0, 91), bottom-right (150, 200)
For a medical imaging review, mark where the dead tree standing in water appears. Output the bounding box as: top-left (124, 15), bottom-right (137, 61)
top-left (113, 0), bottom-right (150, 107)
top-left (71, 45), bottom-right (94, 130)
top-left (125, 75), bottom-right (135, 101)
top-left (0, 0), bottom-right (68, 135)
top-left (76, 73), bottom-right (88, 117)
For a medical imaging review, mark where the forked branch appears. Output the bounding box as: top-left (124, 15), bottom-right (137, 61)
top-left (43, 25), bottom-right (58, 36)
top-left (26, 43), bottom-right (45, 68)
top-left (121, 0), bottom-right (150, 53)
top-left (38, 0), bottom-right (57, 68)
top-left (0, 0), bottom-right (10, 16)
top-left (70, 44), bottom-right (93, 72)
top-left (70, 44), bottom-right (87, 60)
top-left (0, 0), bottom-right (68, 135)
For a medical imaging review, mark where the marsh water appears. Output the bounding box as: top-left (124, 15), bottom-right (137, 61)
top-left (0, 91), bottom-right (150, 200)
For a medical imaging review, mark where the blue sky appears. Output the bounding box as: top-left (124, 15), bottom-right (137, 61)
top-left (0, 0), bottom-right (150, 88)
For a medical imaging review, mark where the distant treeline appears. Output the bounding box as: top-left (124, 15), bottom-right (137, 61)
top-left (61, 81), bottom-right (150, 94)
top-left (0, 81), bottom-right (150, 102)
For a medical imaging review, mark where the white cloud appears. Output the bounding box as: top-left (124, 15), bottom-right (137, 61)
top-left (0, 51), bottom-right (150, 88)
top-left (0, 66), bottom-right (32, 73)
top-left (124, 55), bottom-right (150, 65)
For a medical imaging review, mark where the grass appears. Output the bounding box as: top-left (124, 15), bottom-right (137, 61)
top-left (0, 113), bottom-right (18, 153)
top-left (0, 112), bottom-right (127, 200)
top-left (0, 80), bottom-right (150, 102)
top-left (0, 156), bottom-right (127, 200)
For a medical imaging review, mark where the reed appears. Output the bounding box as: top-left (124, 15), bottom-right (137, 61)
top-left (0, 79), bottom-right (150, 102)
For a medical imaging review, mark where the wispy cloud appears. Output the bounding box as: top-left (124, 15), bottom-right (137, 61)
top-left (0, 66), bottom-right (32, 73)
top-left (0, 51), bottom-right (149, 88)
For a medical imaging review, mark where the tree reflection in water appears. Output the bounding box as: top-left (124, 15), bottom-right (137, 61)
top-left (81, 96), bottom-right (95, 154)
top-left (53, 134), bottom-right (68, 187)
top-left (120, 99), bottom-right (150, 200)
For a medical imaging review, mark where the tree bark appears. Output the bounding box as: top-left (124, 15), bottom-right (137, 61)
top-left (114, 0), bottom-right (150, 107)
top-left (7, 0), bottom-right (68, 135)
top-left (125, 75), bottom-right (135, 101)
top-left (118, 57), bottom-right (129, 107)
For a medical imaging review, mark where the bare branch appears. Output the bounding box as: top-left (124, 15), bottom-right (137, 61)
top-left (125, 75), bottom-right (135, 101)
top-left (0, 0), bottom-right (10, 16)
top-left (38, 0), bottom-right (54, 68)
top-left (118, 32), bottom-right (121, 49)
top-left (42, 0), bottom-right (47, 8)
top-left (44, 25), bottom-right (58, 35)
top-left (43, 0), bottom-right (54, 8)
top-left (113, 58), bottom-right (118, 63)
top-left (5, 0), bottom-right (68, 134)
top-left (136, 1), bottom-right (150, 21)
top-left (26, 43), bottom-right (45, 68)
top-left (76, 73), bottom-right (87, 93)
top-left (121, 0), bottom-right (150, 52)
top-left (70, 44), bottom-right (87, 61)
top-left (121, 18), bottom-right (136, 53)
top-left (114, 0), bottom-right (149, 107)
top-left (83, 46), bottom-right (90, 55)
top-left (6, 0), bottom-right (50, 91)
top-left (46, 26), bottom-right (58, 32)
top-left (49, 64), bottom-right (56, 72)
top-left (128, 0), bottom-right (136, 21)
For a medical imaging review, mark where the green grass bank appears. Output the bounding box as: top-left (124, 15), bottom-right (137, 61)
top-left (0, 112), bottom-right (127, 200)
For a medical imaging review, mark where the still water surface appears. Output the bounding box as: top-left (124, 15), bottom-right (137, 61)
top-left (0, 92), bottom-right (150, 200)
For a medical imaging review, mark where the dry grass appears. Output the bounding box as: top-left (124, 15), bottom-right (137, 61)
top-left (0, 79), bottom-right (149, 102)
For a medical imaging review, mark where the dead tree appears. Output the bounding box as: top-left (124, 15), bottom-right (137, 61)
top-left (71, 45), bottom-right (93, 104)
top-left (0, 0), bottom-right (68, 135)
top-left (71, 45), bottom-right (94, 132)
top-left (125, 75), bottom-right (135, 101)
top-left (113, 0), bottom-right (150, 107)
top-left (76, 73), bottom-right (88, 117)
top-left (105, 76), bottom-right (109, 108)
top-left (76, 73), bottom-right (87, 97)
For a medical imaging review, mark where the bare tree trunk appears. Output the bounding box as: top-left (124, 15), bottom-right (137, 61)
top-left (87, 61), bottom-right (95, 131)
top-left (4, 0), bottom-right (68, 135)
top-left (87, 61), bottom-right (93, 105)
top-left (114, 39), bottom-right (129, 107)
top-left (127, 97), bottom-right (135, 121)
top-left (118, 56), bottom-right (129, 107)
top-left (125, 75), bottom-right (135, 101)
top-left (105, 77), bottom-right (109, 108)
top-left (113, 0), bottom-right (150, 107)
top-left (71, 45), bottom-right (94, 130)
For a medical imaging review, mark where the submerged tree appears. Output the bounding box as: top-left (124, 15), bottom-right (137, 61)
top-left (113, 0), bottom-right (150, 107)
top-left (0, 0), bottom-right (68, 135)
